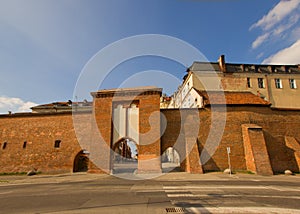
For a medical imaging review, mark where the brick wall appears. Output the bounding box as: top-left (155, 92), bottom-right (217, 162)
top-left (0, 104), bottom-right (299, 174)
top-left (0, 112), bottom-right (91, 174)
top-left (242, 124), bottom-right (273, 175)
top-left (161, 106), bottom-right (300, 173)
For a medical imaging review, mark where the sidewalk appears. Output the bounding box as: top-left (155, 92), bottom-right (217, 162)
top-left (0, 172), bottom-right (109, 185)
top-left (0, 171), bottom-right (299, 185)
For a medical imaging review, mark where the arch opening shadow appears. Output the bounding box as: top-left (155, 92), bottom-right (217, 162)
top-left (161, 147), bottom-right (181, 173)
top-left (73, 150), bottom-right (89, 173)
top-left (112, 137), bottom-right (138, 174)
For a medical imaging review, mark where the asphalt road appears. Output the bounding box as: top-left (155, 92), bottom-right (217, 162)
top-left (0, 172), bottom-right (300, 214)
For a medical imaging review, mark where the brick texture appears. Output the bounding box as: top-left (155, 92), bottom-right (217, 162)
top-left (0, 113), bottom-right (91, 174)
top-left (242, 124), bottom-right (273, 175)
top-left (285, 136), bottom-right (300, 172)
top-left (1, 97), bottom-right (300, 174)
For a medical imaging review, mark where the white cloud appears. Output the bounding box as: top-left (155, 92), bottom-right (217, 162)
top-left (262, 39), bottom-right (300, 64)
top-left (252, 33), bottom-right (270, 49)
top-left (250, 0), bottom-right (300, 49)
top-left (250, 0), bottom-right (300, 31)
top-left (0, 97), bottom-right (37, 114)
top-left (273, 13), bottom-right (300, 36)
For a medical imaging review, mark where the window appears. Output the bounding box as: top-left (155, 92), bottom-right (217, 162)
top-left (275, 78), bottom-right (282, 89)
top-left (23, 141), bottom-right (27, 149)
top-left (2, 142), bottom-right (7, 150)
top-left (258, 78), bottom-right (265, 88)
top-left (247, 77), bottom-right (251, 88)
top-left (289, 79), bottom-right (297, 89)
top-left (54, 140), bottom-right (61, 148)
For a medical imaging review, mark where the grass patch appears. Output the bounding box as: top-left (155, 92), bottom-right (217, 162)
top-left (235, 170), bottom-right (255, 174)
top-left (0, 171), bottom-right (42, 176)
top-left (0, 172), bottom-right (27, 176)
top-left (203, 170), bottom-right (221, 173)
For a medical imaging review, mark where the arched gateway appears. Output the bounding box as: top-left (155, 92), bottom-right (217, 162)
top-left (89, 87), bottom-right (163, 174)
top-left (112, 137), bottom-right (138, 174)
top-left (73, 150), bottom-right (89, 172)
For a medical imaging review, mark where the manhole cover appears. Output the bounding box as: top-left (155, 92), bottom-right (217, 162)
top-left (166, 207), bottom-right (186, 213)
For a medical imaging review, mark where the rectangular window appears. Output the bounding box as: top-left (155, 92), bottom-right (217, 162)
top-left (54, 140), bottom-right (61, 148)
top-left (2, 142), bottom-right (7, 150)
top-left (258, 78), bottom-right (265, 88)
top-left (247, 77), bottom-right (251, 88)
top-left (275, 78), bottom-right (282, 89)
top-left (289, 79), bottom-right (297, 89)
top-left (23, 141), bottom-right (27, 149)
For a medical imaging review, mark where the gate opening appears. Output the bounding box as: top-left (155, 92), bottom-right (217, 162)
top-left (112, 138), bottom-right (138, 174)
top-left (73, 150), bottom-right (89, 172)
top-left (161, 147), bottom-right (181, 172)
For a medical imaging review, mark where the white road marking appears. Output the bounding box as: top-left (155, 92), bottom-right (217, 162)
top-left (163, 185), bottom-right (300, 192)
top-left (164, 185), bottom-right (300, 213)
top-left (0, 191), bottom-right (13, 195)
top-left (187, 207), bottom-right (300, 214)
top-left (163, 185), bottom-right (268, 190)
top-left (166, 193), bottom-right (300, 200)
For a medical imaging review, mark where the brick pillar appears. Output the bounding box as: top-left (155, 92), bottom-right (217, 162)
top-left (184, 138), bottom-right (203, 173)
top-left (285, 136), bottom-right (300, 172)
top-left (137, 90), bottom-right (162, 173)
top-left (88, 97), bottom-right (112, 174)
top-left (242, 124), bottom-right (273, 175)
top-left (182, 111), bottom-right (203, 173)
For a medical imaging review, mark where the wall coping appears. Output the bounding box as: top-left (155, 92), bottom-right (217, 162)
top-left (91, 86), bottom-right (162, 98)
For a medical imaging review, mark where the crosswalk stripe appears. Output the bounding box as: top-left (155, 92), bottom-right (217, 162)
top-left (187, 207), bottom-right (300, 214)
top-left (163, 185), bottom-right (268, 189)
top-left (164, 185), bottom-right (300, 214)
top-left (166, 193), bottom-right (300, 200)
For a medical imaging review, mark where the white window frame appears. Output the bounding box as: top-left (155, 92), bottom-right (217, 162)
top-left (274, 78), bottom-right (282, 89)
top-left (289, 79), bottom-right (297, 89)
top-left (247, 77), bottom-right (251, 88)
top-left (258, 78), bottom-right (265, 88)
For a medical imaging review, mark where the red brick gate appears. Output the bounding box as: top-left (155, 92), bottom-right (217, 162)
top-left (89, 87), bottom-right (162, 174)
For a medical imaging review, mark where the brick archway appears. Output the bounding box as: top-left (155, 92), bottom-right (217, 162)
top-left (112, 137), bottom-right (138, 174)
top-left (90, 87), bottom-right (163, 174)
top-left (112, 137), bottom-right (138, 159)
top-left (73, 150), bottom-right (89, 173)
top-left (161, 147), bottom-right (181, 172)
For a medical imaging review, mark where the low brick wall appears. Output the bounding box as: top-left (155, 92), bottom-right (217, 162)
top-left (0, 105), bottom-right (299, 174)
top-left (161, 106), bottom-right (300, 173)
top-left (0, 112), bottom-right (91, 174)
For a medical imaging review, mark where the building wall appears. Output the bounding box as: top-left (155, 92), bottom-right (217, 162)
top-left (0, 106), bottom-right (299, 174)
top-left (161, 106), bottom-right (300, 173)
top-left (220, 73), bottom-right (300, 109)
top-left (0, 113), bottom-right (91, 174)
top-left (189, 71), bottom-right (300, 109)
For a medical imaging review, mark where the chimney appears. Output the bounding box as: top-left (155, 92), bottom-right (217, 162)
top-left (218, 55), bottom-right (226, 72)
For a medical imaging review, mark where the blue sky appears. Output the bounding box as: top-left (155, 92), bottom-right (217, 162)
top-left (0, 0), bottom-right (299, 113)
